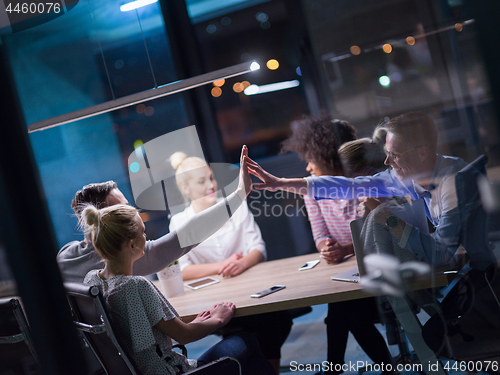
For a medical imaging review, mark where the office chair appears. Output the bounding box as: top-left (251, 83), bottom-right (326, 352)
top-left (64, 282), bottom-right (241, 375)
top-left (0, 297), bottom-right (40, 374)
top-left (422, 154), bottom-right (500, 365)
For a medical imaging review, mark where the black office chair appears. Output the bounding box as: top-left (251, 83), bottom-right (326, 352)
top-left (0, 298), bottom-right (40, 374)
top-left (64, 282), bottom-right (241, 375)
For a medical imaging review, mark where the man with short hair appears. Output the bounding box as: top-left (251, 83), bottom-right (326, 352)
top-left (246, 112), bottom-right (496, 271)
top-left (57, 147), bottom-right (252, 282)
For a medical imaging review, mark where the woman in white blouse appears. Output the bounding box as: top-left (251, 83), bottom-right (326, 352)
top-left (169, 152), bottom-right (266, 280)
top-left (168, 152), bottom-right (291, 375)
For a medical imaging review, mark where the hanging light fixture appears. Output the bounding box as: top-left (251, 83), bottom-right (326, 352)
top-left (28, 61), bottom-right (260, 133)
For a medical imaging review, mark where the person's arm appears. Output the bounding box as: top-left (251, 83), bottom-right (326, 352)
top-left (155, 302), bottom-right (235, 345)
top-left (247, 156), bottom-right (412, 200)
top-left (246, 156), bottom-right (308, 194)
top-left (181, 256), bottom-right (235, 280)
top-left (218, 203), bottom-right (266, 277)
top-left (132, 146), bottom-right (252, 276)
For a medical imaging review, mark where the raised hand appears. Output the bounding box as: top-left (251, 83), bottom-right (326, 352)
top-left (245, 156), bottom-right (283, 191)
top-left (237, 145), bottom-right (252, 198)
top-left (245, 152), bottom-right (308, 194)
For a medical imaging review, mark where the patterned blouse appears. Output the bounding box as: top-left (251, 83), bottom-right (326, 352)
top-left (84, 270), bottom-right (197, 375)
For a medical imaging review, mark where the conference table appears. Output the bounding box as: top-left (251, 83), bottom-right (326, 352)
top-left (153, 253), bottom-right (368, 322)
top-left (153, 252), bottom-right (450, 321)
top-left (155, 252), bottom-right (451, 375)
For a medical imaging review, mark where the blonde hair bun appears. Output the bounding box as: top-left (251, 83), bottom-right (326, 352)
top-left (81, 205), bottom-right (100, 226)
top-left (170, 152), bottom-right (188, 170)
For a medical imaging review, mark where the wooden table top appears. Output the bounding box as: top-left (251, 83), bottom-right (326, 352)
top-left (154, 253), bottom-right (376, 322)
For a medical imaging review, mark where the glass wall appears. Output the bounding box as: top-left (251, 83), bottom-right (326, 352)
top-left (303, 0), bottom-right (499, 166)
top-left (2, 0), bottom-right (500, 255)
top-left (2, 0), bottom-right (190, 247)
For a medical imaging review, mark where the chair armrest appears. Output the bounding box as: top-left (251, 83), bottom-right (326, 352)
top-left (183, 356), bottom-right (241, 375)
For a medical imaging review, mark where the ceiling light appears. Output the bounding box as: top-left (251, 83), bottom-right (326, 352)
top-left (28, 61), bottom-right (260, 133)
top-left (244, 80), bottom-right (299, 96)
top-left (120, 0), bottom-right (158, 12)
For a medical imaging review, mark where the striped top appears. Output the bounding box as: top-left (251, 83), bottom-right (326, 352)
top-left (304, 166), bottom-right (376, 247)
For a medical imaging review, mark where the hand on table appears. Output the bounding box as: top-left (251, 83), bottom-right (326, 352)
top-left (210, 302), bottom-right (235, 326)
top-left (357, 197), bottom-right (381, 218)
top-left (319, 239), bottom-right (354, 264)
top-left (218, 252), bottom-right (248, 277)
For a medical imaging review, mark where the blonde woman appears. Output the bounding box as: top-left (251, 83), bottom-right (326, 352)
top-left (169, 152), bottom-right (266, 280)
top-left (169, 152), bottom-right (291, 375)
top-left (82, 202), bottom-right (274, 375)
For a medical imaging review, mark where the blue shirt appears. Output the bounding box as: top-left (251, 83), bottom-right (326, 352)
top-left (306, 155), bottom-right (495, 270)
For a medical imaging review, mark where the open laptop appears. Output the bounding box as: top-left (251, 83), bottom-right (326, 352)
top-left (330, 198), bottom-right (429, 283)
top-left (330, 217), bottom-right (366, 283)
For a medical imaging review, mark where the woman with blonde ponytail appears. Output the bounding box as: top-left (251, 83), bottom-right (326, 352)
top-left (83, 203), bottom-right (274, 375)
top-left (169, 151), bottom-right (266, 280)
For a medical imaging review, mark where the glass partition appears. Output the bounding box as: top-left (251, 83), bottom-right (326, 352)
top-left (2, 0), bottom-right (189, 248)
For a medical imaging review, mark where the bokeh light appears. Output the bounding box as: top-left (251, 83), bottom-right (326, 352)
top-left (136, 104), bottom-right (146, 114)
top-left (350, 45), bottom-right (361, 55)
top-left (213, 79), bottom-right (225, 87)
top-left (406, 36), bottom-right (415, 46)
top-left (455, 23), bottom-right (463, 32)
top-left (266, 59), bottom-right (279, 70)
top-left (145, 106), bottom-right (154, 116)
top-left (211, 87), bottom-right (222, 97)
top-left (382, 44), bottom-right (392, 53)
top-left (133, 140), bottom-right (144, 150)
top-left (130, 162), bottom-right (140, 173)
top-left (233, 82), bottom-right (245, 93)
top-left (379, 75), bottom-right (391, 87)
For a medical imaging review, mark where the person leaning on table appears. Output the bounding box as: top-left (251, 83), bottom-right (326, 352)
top-left (56, 146), bottom-right (253, 283)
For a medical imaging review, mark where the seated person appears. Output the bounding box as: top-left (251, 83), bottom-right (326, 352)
top-left (245, 112), bottom-right (496, 272)
top-left (169, 152), bottom-right (266, 280)
top-left (280, 114), bottom-right (393, 375)
top-left (57, 146), bottom-right (252, 283)
top-left (169, 152), bottom-right (291, 375)
top-left (82, 203), bottom-right (274, 375)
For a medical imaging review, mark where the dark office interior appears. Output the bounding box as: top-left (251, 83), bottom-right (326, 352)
top-left (1, 0), bottom-right (500, 374)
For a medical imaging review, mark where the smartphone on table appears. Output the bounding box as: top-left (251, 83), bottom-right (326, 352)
top-left (250, 285), bottom-right (286, 298)
top-left (299, 260), bottom-right (320, 271)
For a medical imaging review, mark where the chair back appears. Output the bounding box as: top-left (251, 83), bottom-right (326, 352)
top-left (64, 282), bottom-right (141, 375)
top-left (455, 154), bottom-right (496, 271)
top-left (0, 298), bottom-right (40, 373)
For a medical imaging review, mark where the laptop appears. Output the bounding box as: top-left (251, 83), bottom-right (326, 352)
top-left (330, 218), bottom-right (366, 283)
top-left (330, 198), bottom-right (429, 283)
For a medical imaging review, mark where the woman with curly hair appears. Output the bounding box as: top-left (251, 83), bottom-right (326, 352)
top-left (281, 114), bottom-right (393, 375)
top-left (281, 114), bottom-right (360, 264)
